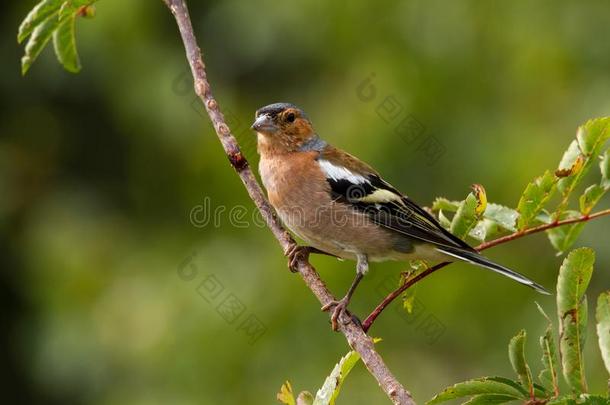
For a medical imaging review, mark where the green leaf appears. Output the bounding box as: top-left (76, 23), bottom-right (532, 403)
top-left (469, 219), bottom-right (498, 242)
top-left (532, 383), bottom-right (549, 399)
top-left (601, 149), bottom-right (610, 188)
top-left (450, 193), bottom-right (480, 239)
top-left (546, 211), bottom-right (586, 255)
top-left (313, 350), bottom-right (360, 405)
top-left (538, 313), bottom-right (560, 396)
top-left (548, 394), bottom-right (607, 405)
top-left (517, 170), bottom-right (556, 230)
top-left (557, 248), bottom-right (594, 394)
top-left (595, 291), bottom-right (610, 375)
top-left (468, 202), bottom-right (519, 241)
top-left (557, 118), bottom-right (610, 201)
top-left (508, 329), bottom-right (534, 394)
top-left (426, 377), bottom-right (526, 405)
top-left (536, 210), bottom-right (554, 225)
top-left (17, 0), bottom-right (63, 43)
top-left (484, 203), bottom-right (518, 232)
top-left (432, 197), bottom-right (460, 212)
top-left (21, 10), bottom-right (63, 75)
top-left (575, 395), bottom-right (610, 404)
top-left (547, 395), bottom-right (607, 405)
top-left (576, 118), bottom-right (610, 156)
top-left (547, 397), bottom-right (577, 405)
top-left (19, 0), bottom-right (97, 74)
top-left (52, 13), bottom-right (81, 73)
top-left (461, 394), bottom-right (517, 405)
top-left (579, 184), bottom-right (606, 215)
top-left (556, 140), bottom-right (584, 179)
top-left (438, 210), bottom-right (452, 229)
top-left (277, 381), bottom-right (296, 405)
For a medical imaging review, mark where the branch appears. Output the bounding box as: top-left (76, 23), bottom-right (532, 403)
top-left (362, 208), bottom-right (610, 332)
top-left (475, 208), bottom-right (610, 251)
top-left (161, 1), bottom-right (415, 403)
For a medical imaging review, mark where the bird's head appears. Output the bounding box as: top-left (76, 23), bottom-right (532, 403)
top-left (251, 103), bottom-right (317, 152)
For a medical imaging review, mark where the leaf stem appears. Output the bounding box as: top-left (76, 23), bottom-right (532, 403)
top-left (362, 208), bottom-right (610, 332)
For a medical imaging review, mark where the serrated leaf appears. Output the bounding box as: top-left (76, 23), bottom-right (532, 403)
top-left (579, 184), bottom-right (606, 215)
top-left (556, 144), bottom-right (584, 179)
top-left (21, 11), bottom-right (63, 75)
top-left (53, 13), bottom-right (81, 73)
top-left (469, 219), bottom-right (498, 242)
top-left (432, 197), bottom-right (461, 212)
top-left (557, 248), bottom-right (594, 394)
top-left (277, 381), bottom-right (296, 405)
top-left (546, 211), bottom-right (586, 255)
top-left (539, 322), bottom-right (559, 396)
top-left (462, 394), bottom-right (517, 405)
top-left (484, 203), bottom-right (518, 232)
top-left (17, 0), bottom-right (63, 43)
top-left (575, 394), bottom-right (609, 404)
top-left (508, 329), bottom-right (534, 394)
top-left (517, 171), bottom-right (556, 230)
top-left (426, 377), bottom-right (527, 405)
top-left (595, 291), bottom-right (610, 375)
top-left (576, 118), bottom-right (610, 155)
top-left (557, 118), bottom-right (610, 201)
top-left (19, 0), bottom-right (97, 75)
top-left (548, 395), bottom-right (607, 405)
top-left (450, 193), bottom-right (480, 239)
top-left (601, 149), bottom-right (610, 188)
top-left (547, 397), bottom-right (577, 405)
top-left (556, 140), bottom-right (583, 194)
top-left (313, 350), bottom-right (360, 405)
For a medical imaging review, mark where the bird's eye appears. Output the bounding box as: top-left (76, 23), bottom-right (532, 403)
top-left (286, 112), bottom-right (296, 123)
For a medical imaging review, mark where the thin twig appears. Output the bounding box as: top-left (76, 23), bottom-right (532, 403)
top-left (362, 208), bottom-right (610, 332)
top-left (476, 208), bottom-right (610, 250)
top-left (161, 1), bottom-right (415, 403)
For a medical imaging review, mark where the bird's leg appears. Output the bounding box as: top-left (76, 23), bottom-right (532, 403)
top-left (285, 245), bottom-right (336, 273)
top-left (321, 254), bottom-right (368, 331)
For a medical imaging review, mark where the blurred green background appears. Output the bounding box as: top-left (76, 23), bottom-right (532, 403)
top-left (2, 1), bottom-right (610, 404)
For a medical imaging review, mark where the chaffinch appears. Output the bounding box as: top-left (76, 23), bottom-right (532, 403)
top-left (251, 102), bottom-right (548, 330)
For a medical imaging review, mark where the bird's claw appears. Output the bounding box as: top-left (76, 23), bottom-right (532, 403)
top-left (321, 298), bottom-right (358, 331)
top-left (285, 245), bottom-right (311, 273)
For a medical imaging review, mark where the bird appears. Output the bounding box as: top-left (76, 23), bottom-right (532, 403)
top-left (250, 102), bottom-right (549, 330)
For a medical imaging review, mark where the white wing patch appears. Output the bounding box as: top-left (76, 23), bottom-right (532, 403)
top-left (357, 188), bottom-right (404, 204)
top-left (318, 160), bottom-right (369, 185)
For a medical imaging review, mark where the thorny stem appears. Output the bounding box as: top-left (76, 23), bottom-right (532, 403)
top-left (162, 1), bottom-right (415, 403)
top-left (362, 208), bottom-right (610, 332)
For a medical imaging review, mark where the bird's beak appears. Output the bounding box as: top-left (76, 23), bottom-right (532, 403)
top-left (251, 114), bottom-right (278, 133)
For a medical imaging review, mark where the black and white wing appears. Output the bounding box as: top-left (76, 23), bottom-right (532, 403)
top-left (316, 147), bottom-right (549, 294)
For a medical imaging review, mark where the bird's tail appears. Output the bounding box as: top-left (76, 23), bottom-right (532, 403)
top-left (436, 246), bottom-right (550, 295)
